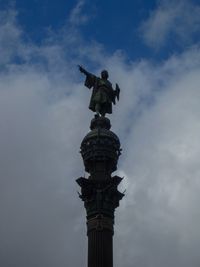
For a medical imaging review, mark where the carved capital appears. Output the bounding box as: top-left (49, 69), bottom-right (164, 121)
top-left (87, 214), bottom-right (114, 234)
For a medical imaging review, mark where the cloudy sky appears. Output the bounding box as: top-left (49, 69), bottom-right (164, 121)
top-left (0, 0), bottom-right (200, 266)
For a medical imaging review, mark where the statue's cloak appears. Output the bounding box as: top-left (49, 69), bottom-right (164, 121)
top-left (84, 73), bottom-right (114, 114)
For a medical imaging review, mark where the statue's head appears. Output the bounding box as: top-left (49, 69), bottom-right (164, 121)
top-left (101, 70), bottom-right (109, 80)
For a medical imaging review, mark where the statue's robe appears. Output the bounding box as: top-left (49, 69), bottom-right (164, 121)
top-left (84, 73), bottom-right (114, 114)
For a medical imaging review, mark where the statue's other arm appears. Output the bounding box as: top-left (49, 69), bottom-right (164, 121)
top-left (115, 83), bottom-right (120, 101)
top-left (112, 84), bottom-right (120, 105)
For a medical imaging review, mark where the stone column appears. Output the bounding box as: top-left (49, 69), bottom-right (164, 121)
top-left (77, 116), bottom-right (124, 267)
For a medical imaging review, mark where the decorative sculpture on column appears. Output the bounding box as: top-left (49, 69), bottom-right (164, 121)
top-left (77, 66), bottom-right (124, 267)
top-left (78, 65), bottom-right (120, 117)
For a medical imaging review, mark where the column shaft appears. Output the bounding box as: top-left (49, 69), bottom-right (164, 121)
top-left (88, 229), bottom-right (113, 267)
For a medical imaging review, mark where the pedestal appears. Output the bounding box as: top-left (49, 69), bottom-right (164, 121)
top-left (77, 116), bottom-right (124, 267)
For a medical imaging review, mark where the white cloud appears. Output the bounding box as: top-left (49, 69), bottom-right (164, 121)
top-left (69, 0), bottom-right (90, 27)
top-left (0, 9), bottom-right (22, 65)
top-left (0, 5), bottom-right (200, 267)
top-left (141, 0), bottom-right (200, 49)
top-left (115, 55), bottom-right (200, 266)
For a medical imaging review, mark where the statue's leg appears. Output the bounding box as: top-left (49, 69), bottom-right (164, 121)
top-left (101, 111), bottom-right (105, 117)
top-left (100, 104), bottom-right (106, 117)
top-left (95, 103), bottom-right (100, 116)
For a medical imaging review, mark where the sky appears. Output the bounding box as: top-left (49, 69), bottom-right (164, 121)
top-left (0, 0), bottom-right (200, 266)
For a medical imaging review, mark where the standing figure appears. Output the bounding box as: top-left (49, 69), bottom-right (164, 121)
top-left (78, 65), bottom-right (120, 116)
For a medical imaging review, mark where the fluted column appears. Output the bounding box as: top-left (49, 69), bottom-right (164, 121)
top-left (87, 215), bottom-right (113, 267)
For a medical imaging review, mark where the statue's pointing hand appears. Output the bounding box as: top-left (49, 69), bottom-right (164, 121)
top-left (78, 65), bottom-right (89, 76)
top-left (78, 65), bottom-right (83, 72)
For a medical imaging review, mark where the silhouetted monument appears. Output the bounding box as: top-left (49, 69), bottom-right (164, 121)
top-left (77, 66), bottom-right (124, 267)
top-left (78, 65), bottom-right (120, 116)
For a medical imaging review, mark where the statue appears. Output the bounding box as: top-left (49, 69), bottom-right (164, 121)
top-left (78, 65), bottom-right (120, 116)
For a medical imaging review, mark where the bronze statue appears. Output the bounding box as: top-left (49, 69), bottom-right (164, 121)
top-left (78, 65), bottom-right (120, 116)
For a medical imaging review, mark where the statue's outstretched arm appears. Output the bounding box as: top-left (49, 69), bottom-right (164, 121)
top-left (78, 65), bottom-right (89, 76)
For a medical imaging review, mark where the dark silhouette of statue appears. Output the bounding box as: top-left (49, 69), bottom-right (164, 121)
top-left (78, 65), bottom-right (120, 116)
